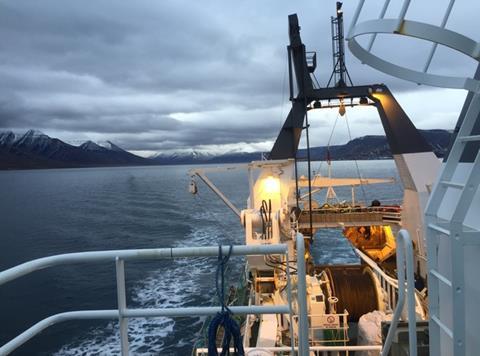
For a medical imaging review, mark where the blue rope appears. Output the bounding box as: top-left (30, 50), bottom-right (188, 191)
top-left (207, 245), bottom-right (245, 356)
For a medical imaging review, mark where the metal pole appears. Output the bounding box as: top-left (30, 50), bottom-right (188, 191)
top-left (285, 250), bottom-right (296, 355)
top-left (294, 155), bottom-right (300, 209)
top-left (347, 0), bottom-right (365, 39)
top-left (193, 171), bottom-right (241, 218)
top-left (0, 244), bottom-right (287, 286)
top-left (302, 44), bottom-right (314, 238)
top-left (0, 243), bottom-right (290, 355)
top-left (381, 233), bottom-right (406, 356)
top-left (305, 111), bottom-right (314, 238)
top-left (395, 0), bottom-right (411, 32)
top-left (382, 229), bottom-right (417, 356)
top-left (248, 166), bottom-right (255, 209)
top-left (123, 305), bottom-right (290, 317)
top-left (335, 3), bottom-right (346, 86)
top-left (0, 305), bottom-right (291, 355)
top-left (331, 17), bottom-right (336, 74)
top-left (296, 233), bottom-right (309, 356)
top-left (367, 0), bottom-right (391, 51)
top-left (0, 310), bottom-right (120, 355)
top-left (115, 257), bottom-right (129, 356)
top-left (402, 230), bottom-right (418, 356)
top-left (423, 0), bottom-right (455, 72)
top-left (197, 345), bottom-right (383, 353)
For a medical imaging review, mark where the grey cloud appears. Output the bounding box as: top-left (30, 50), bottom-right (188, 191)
top-left (0, 0), bottom-right (477, 153)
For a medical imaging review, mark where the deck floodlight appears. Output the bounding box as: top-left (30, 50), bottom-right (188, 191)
top-left (263, 175), bottom-right (280, 195)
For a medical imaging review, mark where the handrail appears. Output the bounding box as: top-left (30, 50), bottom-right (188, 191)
top-left (356, 248), bottom-right (399, 288)
top-left (196, 345), bottom-right (382, 355)
top-left (296, 233), bottom-right (310, 356)
top-left (0, 244), bottom-right (289, 355)
top-left (0, 306), bottom-right (291, 356)
top-left (381, 229), bottom-right (417, 356)
top-left (357, 246), bottom-right (426, 320)
top-left (1, 235), bottom-right (419, 355)
top-left (0, 245), bottom-right (286, 287)
top-left (300, 206), bottom-right (401, 214)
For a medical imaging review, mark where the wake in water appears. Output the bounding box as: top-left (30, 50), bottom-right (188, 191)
top-left (55, 214), bottom-right (242, 355)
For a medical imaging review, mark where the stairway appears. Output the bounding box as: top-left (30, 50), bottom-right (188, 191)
top-left (425, 91), bottom-right (480, 356)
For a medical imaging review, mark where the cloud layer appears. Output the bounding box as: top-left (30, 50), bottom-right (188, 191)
top-left (0, 0), bottom-right (477, 155)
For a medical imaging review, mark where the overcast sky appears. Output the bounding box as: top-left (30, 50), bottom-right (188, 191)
top-left (0, 0), bottom-right (478, 156)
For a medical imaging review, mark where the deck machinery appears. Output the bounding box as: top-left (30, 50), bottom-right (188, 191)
top-left (191, 3), bottom-right (442, 353)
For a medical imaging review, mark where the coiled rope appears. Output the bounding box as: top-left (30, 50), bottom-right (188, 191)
top-left (207, 245), bottom-right (245, 356)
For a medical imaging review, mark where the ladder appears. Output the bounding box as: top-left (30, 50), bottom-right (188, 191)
top-left (425, 88), bottom-right (480, 356)
top-left (346, 0), bottom-right (480, 353)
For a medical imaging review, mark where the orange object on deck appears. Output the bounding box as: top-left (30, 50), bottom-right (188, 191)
top-left (343, 225), bottom-right (396, 263)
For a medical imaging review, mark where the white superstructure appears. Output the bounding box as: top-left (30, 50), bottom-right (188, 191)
top-left (348, 1), bottom-right (480, 355)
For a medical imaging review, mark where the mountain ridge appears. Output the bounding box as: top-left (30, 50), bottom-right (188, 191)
top-left (0, 129), bottom-right (452, 170)
top-left (0, 130), bottom-right (151, 169)
top-left (151, 129), bottom-right (452, 164)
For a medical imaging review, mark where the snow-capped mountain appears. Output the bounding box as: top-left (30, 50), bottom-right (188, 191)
top-left (79, 140), bottom-right (107, 151)
top-left (14, 129), bottom-right (51, 150)
top-left (0, 130), bottom-right (150, 169)
top-left (0, 131), bottom-right (18, 147)
top-left (79, 140), bottom-right (130, 153)
top-left (151, 149), bottom-right (262, 164)
top-left (98, 141), bottom-right (126, 152)
top-left (151, 150), bottom-right (215, 164)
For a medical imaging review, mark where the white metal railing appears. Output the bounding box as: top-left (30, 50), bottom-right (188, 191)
top-left (241, 287), bottom-right (255, 350)
top-left (356, 248), bottom-right (399, 309)
top-left (0, 244), bottom-right (294, 356)
top-left (301, 205), bottom-right (401, 214)
top-left (298, 206), bottom-right (402, 228)
top-left (196, 345), bottom-right (382, 355)
top-left (295, 234), bottom-right (309, 355)
top-left (347, 0), bottom-right (480, 92)
top-left (356, 230), bottom-right (419, 355)
top-left (381, 229), bottom-right (417, 356)
top-left (0, 232), bottom-right (419, 356)
top-left (356, 247), bottom-right (425, 319)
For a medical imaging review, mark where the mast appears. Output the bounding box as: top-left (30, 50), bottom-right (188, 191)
top-left (327, 2), bottom-right (353, 88)
top-left (268, 6), bottom-right (438, 267)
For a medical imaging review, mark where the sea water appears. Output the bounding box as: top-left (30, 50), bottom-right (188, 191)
top-left (0, 160), bottom-right (402, 355)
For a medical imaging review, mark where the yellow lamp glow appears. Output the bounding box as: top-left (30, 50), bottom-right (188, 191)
top-left (263, 175), bottom-right (280, 195)
top-left (339, 100), bottom-right (346, 116)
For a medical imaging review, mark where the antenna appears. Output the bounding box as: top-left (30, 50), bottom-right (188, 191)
top-left (327, 2), bottom-right (353, 88)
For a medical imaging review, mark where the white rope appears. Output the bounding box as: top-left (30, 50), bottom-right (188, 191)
top-left (315, 113), bottom-right (340, 175)
top-left (344, 111), bottom-right (368, 205)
